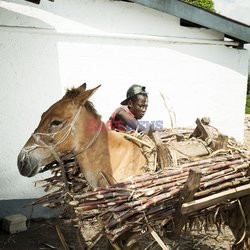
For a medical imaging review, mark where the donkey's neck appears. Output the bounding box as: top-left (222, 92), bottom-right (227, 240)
top-left (76, 125), bottom-right (146, 188)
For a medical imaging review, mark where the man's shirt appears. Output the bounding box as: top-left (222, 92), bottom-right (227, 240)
top-left (108, 105), bottom-right (135, 131)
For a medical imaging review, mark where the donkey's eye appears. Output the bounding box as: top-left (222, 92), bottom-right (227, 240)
top-left (50, 120), bottom-right (62, 127)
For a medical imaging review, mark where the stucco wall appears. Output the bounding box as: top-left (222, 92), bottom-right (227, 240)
top-left (0, 0), bottom-right (249, 203)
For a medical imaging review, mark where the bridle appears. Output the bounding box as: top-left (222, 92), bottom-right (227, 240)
top-left (21, 105), bottom-right (103, 189)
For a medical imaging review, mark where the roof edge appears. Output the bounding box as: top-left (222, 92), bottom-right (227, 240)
top-left (125, 0), bottom-right (250, 43)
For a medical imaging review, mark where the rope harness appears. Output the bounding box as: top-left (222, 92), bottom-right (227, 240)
top-left (21, 106), bottom-right (102, 189)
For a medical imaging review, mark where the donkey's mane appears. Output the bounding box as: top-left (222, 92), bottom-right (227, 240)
top-left (65, 88), bottom-right (101, 119)
top-left (65, 88), bottom-right (80, 99)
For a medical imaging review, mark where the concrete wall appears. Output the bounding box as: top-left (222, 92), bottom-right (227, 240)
top-left (0, 0), bottom-right (248, 209)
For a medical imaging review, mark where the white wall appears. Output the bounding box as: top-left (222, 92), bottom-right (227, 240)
top-left (0, 0), bottom-right (248, 200)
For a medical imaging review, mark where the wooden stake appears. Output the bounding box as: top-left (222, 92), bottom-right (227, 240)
top-left (170, 167), bottom-right (201, 238)
top-left (152, 131), bottom-right (170, 168)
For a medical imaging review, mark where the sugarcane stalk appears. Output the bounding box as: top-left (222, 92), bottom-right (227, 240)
top-left (32, 191), bottom-right (63, 205)
top-left (195, 177), bottom-right (250, 198)
top-left (202, 172), bottom-right (246, 188)
top-left (73, 188), bottom-right (131, 200)
top-left (76, 196), bottom-right (129, 208)
top-left (201, 163), bottom-right (249, 182)
top-left (106, 188), bottom-right (180, 229)
top-left (75, 198), bottom-right (128, 212)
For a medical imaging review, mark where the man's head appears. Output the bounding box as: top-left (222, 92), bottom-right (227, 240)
top-left (120, 84), bottom-right (148, 119)
top-left (128, 93), bottom-right (148, 120)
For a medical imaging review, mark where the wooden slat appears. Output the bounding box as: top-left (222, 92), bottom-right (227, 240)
top-left (181, 183), bottom-right (250, 215)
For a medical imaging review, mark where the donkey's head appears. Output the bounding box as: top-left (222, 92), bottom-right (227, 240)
top-left (17, 83), bottom-right (101, 177)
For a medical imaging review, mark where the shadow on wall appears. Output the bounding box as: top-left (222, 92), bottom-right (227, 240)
top-left (0, 199), bottom-right (61, 218)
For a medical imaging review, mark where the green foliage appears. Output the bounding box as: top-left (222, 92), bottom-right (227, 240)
top-left (248, 73), bottom-right (250, 94)
top-left (184, 0), bottom-right (215, 12)
top-left (246, 75), bottom-right (250, 114)
top-left (245, 95), bottom-right (250, 114)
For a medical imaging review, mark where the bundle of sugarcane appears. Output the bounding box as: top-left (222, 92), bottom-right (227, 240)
top-left (69, 152), bottom-right (250, 241)
top-left (33, 158), bottom-right (90, 209)
top-left (34, 150), bottom-right (250, 243)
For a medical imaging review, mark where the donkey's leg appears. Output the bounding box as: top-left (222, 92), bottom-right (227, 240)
top-left (226, 196), bottom-right (250, 250)
top-left (227, 211), bottom-right (245, 250)
top-left (239, 196), bottom-right (250, 249)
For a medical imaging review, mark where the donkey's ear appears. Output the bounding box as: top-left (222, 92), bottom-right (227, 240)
top-left (79, 83), bottom-right (87, 92)
top-left (76, 84), bottom-right (101, 106)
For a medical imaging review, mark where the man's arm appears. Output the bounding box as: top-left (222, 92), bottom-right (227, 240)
top-left (117, 110), bottom-right (146, 132)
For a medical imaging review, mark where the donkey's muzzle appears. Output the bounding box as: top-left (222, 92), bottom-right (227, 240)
top-left (17, 150), bottom-right (40, 177)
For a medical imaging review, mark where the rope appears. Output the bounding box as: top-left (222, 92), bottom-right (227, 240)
top-left (22, 106), bottom-right (102, 188)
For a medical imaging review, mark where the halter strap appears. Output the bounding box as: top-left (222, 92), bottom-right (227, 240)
top-left (23, 106), bottom-right (103, 189)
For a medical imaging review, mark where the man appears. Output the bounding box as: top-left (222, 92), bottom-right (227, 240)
top-left (108, 84), bottom-right (148, 132)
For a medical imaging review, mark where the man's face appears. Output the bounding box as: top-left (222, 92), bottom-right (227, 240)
top-left (129, 94), bottom-right (148, 120)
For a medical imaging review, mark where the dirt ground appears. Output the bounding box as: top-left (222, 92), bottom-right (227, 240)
top-left (0, 218), bottom-right (87, 250)
top-left (0, 217), bottom-right (236, 249)
top-left (1, 118), bottom-right (250, 250)
top-left (244, 115), bottom-right (250, 148)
